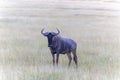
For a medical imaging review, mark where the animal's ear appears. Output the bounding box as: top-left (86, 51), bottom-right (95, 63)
top-left (42, 32), bottom-right (49, 36)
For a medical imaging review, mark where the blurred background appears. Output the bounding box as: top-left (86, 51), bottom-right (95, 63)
top-left (0, 0), bottom-right (120, 80)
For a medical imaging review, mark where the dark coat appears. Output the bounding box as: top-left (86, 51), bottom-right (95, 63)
top-left (50, 35), bottom-right (77, 54)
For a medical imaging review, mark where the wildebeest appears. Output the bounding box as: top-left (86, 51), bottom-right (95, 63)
top-left (41, 29), bottom-right (78, 67)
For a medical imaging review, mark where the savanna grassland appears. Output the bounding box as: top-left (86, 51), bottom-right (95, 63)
top-left (0, 0), bottom-right (120, 80)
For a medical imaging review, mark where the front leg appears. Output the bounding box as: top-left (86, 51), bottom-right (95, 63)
top-left (49, 47), bottom-right (55, 66)
top-left (56, 53), bottom-right (59, 66)
top-left (52, 54), bottom-right (55, 66)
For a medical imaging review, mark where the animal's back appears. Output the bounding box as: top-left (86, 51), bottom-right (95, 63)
top-left (53, 35), bottom-right (77, 54)
top-left (60, 37), bottom-right (77, 52)
top-left (64, 38), bottom-right (77, 50)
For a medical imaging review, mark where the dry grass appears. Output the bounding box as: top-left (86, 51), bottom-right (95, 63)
top-left (0, 0), bottom-right (120, 80)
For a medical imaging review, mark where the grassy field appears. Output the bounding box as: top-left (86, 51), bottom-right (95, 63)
top-left (0, 0), bottom-right (120, 80)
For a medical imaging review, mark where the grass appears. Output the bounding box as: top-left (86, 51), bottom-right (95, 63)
top-left (0, 0), bottom-right (120, 80)
top-left (0, 23), bottom-right (119, 80)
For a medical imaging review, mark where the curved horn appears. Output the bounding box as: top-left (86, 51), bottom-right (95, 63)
top-left (41, 28), bottom-right (45, 35)
top-left (56, 28), bottom-right (60, 35)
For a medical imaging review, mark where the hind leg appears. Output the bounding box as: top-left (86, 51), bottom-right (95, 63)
top-left (72, 50), bottom-right (78, 68)
top-left (74, 55), bottom-right (78, 67)
top-left (67, 53), bottom-right (72, 67)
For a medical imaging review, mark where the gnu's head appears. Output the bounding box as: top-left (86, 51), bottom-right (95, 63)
top-left (41, 28), bottom-right (60, 47)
